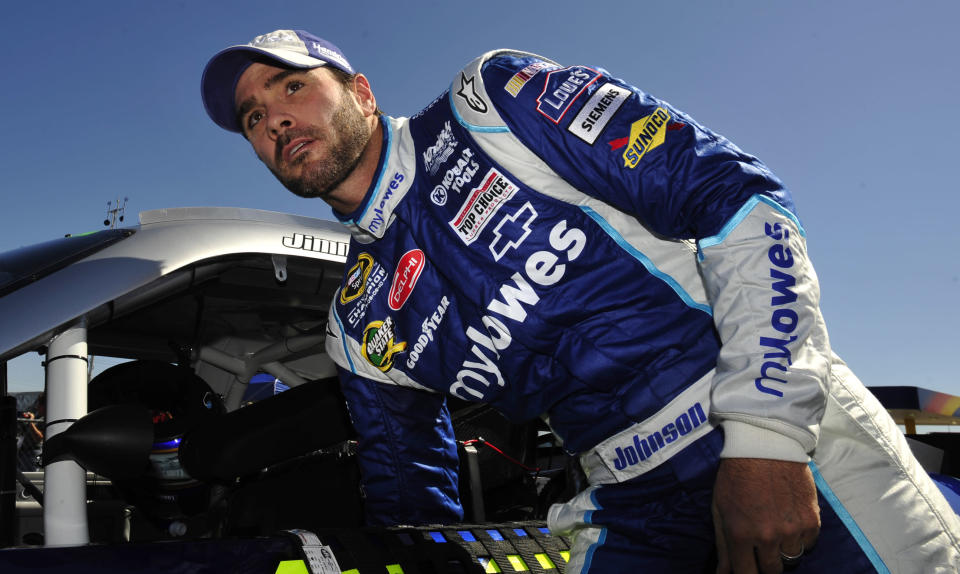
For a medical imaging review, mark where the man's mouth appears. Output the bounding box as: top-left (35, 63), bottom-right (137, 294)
top-left (282, 138), bottom-right (313, 164)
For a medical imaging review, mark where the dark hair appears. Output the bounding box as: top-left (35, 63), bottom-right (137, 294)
top-left (327, 67), bottom-right (383, 117)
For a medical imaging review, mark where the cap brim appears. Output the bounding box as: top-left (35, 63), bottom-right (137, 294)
top-left (201, 45), bottom-right (327, 133)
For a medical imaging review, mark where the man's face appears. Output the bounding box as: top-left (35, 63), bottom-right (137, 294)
top-left (234, 62), bottom-right (371, 200)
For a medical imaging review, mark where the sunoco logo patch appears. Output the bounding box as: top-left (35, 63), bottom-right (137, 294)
top-left (449, 168), bottom-right (519, 245)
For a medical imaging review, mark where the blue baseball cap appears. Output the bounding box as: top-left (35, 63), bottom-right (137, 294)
top-left (202, 29), bottom-right (354, 133)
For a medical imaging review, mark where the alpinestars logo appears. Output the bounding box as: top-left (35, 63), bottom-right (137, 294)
top-left (449, 168), bottom-right (519, 245)
top-left (457, 73), bottom-right (488, 113)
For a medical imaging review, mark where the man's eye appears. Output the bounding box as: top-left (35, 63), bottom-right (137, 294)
top-left (286, 81), bottom-right (303, 95)
top-left (247, 111), bottom-right (263, 130)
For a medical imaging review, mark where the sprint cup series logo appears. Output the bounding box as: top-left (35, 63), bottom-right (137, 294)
top-left (340, 253), bottom-right (375, 304)
top-left (450, 168), bottom-right (519, 245)
top-left (362, 317), bottom-right (407, 372)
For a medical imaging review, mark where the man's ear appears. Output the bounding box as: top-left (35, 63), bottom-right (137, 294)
top-left (352, 74), bottom-right (378, 117)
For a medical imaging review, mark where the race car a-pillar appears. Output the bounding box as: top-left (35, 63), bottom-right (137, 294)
top-left (43, 323), bottom-right (90, 546)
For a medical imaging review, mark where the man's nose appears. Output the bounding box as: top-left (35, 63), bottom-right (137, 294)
top-left (267, 110), bottom-right (295, 139)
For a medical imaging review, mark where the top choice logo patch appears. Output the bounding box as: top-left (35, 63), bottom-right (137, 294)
top-left (450, 168), bottom-right (519, 245)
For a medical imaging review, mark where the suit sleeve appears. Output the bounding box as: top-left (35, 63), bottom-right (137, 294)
top-left (481, 54), bottom-right (830, 461)
top-left (337, 366), bottom-right (463, 526)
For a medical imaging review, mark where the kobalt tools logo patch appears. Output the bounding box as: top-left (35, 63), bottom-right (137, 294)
top-left (362, 317), bottom-right (407, 372)
top-left (340, 253), bottom-right (375, 304)
top-left (449, 221), bottom-right (587, 401)
top-left (536, 66), bottom-right (601, 124)
top-left (388, 249), bottom-right (425, 311)
top-left (431, 147), bottom-right (480, 207)
top-left (567, 82), bottom-right (630, 145)
top-left (423, 121), bottom-right (457, 176)
top-left (450, 168), bottom-right (519, 245)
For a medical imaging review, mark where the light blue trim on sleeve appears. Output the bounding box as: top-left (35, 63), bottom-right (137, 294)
top-left (448, 89), bottom-right (511, 133)
top-left (581, 487), bottom-right (606, 574)
top-left (697, 194), bottom-right (806, 261)
top-left (331, 291), bottom-right (356, 374)
top-left (580, 205), bottom-right (713, 316)
top-left (340, 121), bottom-right (395, 226)
top-left (809, 461), bottom-right (890, 574)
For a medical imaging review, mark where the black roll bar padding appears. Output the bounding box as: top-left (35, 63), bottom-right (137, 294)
top-left (179, 377), bottom-right (353, 483)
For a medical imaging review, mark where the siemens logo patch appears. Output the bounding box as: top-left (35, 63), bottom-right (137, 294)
top-left (611, 402), bottom-right (708, 471)
top-left (536, 66), bottom-right (601, 124)
top-left (568, 83), bottom-right (630, 145)
top-left (755, 221), bottom-right (800, 398)
top-left (449, 221), bottom-right (586, 401)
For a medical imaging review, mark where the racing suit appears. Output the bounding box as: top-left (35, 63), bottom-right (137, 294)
top-left (325, 50), bottom-right (960, 572)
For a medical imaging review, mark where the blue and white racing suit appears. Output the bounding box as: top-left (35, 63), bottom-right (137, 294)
top-left (325, 50), bottom-right (960, 572)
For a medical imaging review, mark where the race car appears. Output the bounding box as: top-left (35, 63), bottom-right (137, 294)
top-left (0, 207), bottom-right (574, 573)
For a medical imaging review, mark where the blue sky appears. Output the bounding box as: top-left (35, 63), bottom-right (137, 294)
top-left (2, 1), bottom-right (959, 399)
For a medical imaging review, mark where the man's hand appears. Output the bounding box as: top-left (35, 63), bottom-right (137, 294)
top-left (712, 458), bottom-right (820, 573)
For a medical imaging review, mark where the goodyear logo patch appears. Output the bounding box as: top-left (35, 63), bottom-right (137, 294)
top-left (622, 107), bottom-right (671, 169)
top-left (362, 317), bottom-right (407, 372)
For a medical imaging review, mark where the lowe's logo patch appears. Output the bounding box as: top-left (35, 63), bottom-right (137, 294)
top-left (536, 66), bottom-right (601, 124)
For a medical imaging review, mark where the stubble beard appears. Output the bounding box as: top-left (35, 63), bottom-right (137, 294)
top-left (271, 96), bottom-right (371, 200)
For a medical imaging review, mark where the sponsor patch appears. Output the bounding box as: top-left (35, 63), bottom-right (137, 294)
top-left (423, 121), bottom-right (458, 176)
top-left (346, 264), bottom-right (388, 327)
top-left (608, 108), bottom-right (685, 168)
top-left (362, 317), bottom-right (407, 372)
top-left (489, 202), bottom-right (538, 261)
top-left (567, 82), bottom-right (630, 145)
top-left (388, 249), bottom-right (425, 311)
top-left (406, 296), bottom-right (451, 370)
top-left (450, 168), bottom-right (519, 245)
top-left (368, 173), bottom-right (405, 233)
top-left (536, 66), bottom-right (601, 124)
top-left (431, 147), bottom-right (480, 207)
top-left (504, 61), bottom-right (555, 97)
top-left (456, 73), bottom-right (488, 113)
top-left (340, 253), bottom-right (375, 304)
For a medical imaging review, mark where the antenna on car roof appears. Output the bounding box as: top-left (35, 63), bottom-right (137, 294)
top-left (104, 197), bottom-right (129, 228)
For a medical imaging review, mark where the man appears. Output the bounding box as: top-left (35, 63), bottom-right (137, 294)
top-left (202, 29), bottom-right (960, 573)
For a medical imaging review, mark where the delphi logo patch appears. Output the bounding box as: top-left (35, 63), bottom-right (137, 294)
top-left (450, 168), bottom-right (519, 245)
top-left (388, 249), bottom-right (425, 311)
